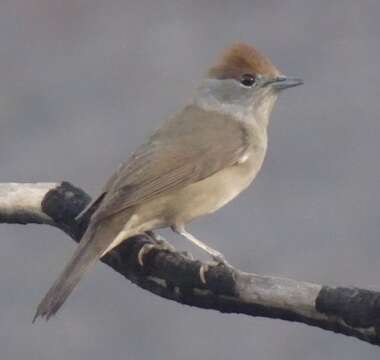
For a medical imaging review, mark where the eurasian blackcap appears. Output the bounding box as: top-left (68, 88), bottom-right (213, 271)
top-left (34, 43), bottom-right (303, 320)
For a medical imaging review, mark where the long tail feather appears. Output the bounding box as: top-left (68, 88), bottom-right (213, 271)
top-left (34, 209), bottom-right (131, 322)
top-left (33, 230), bottom-right (104, 321)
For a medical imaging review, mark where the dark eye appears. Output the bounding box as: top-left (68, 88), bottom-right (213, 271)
top-left (240, 73), bottom-right (257, 87)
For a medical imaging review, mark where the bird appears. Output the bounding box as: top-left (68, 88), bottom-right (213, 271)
top-left (34, 42), bottom-right (303, 321)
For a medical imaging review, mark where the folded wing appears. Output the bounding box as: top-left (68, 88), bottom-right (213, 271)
top-left (93, 105), bottom-right (250, 223)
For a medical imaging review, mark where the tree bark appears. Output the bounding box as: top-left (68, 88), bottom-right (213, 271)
top-left (1, 182), bottom-right (379, 346)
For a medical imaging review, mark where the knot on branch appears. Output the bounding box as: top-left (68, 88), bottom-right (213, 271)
top-left (41, 182), bottom-right (91, 222)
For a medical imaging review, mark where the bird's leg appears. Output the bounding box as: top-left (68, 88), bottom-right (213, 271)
top-left (171, 225), bottom-right (229, 264)
top-left (171, 225), bottom-right (232, 283)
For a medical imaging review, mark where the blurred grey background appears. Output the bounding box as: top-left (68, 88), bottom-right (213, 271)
top-left (1, 0), bottom-right (380, 359)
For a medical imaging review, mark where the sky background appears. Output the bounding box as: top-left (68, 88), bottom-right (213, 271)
top-left (1, 0), bottom-right (380, 359)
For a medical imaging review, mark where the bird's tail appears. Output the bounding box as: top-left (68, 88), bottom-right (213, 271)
top-left (33, 227), bottom-right (105, 322)
top-left (33, 211), bottom-right (129, 322)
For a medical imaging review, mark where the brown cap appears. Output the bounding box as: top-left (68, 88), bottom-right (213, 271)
top-left (208, 43), bottom-right (281, 80)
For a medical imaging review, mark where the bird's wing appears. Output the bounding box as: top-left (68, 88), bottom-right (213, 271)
top-left (93, 105), bottom-right (250, 223)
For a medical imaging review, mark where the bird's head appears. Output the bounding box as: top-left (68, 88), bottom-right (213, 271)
top-left (195, 43), bottom-right (303, 125)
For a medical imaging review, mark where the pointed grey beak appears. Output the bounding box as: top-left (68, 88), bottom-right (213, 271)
top-left (266, 76), bottom-right (304, 90)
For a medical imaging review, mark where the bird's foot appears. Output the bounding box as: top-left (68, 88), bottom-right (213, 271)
top-left (145, 231), bottom-right (176, 251)
top-left (204, 246), bottom-right (232, 268)
top-left (179, 250), bottom-right (194, 261)
top-left (137, 239), bottom-right (176, 266)
top-left (199, 252), bottom-right (232, 284)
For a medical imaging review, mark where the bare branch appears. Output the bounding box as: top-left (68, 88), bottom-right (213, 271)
top-left (1, 182), bottom-right (379, 346)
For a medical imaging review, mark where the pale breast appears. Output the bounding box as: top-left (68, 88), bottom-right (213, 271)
top-left (164, 145), bottom-right (266, 225)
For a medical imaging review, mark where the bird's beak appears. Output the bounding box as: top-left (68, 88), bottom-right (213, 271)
top-left (266, 76), bottom-right (304, 90)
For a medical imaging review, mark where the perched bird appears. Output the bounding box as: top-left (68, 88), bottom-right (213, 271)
top-left (34, 43), bottom-right (303, 320)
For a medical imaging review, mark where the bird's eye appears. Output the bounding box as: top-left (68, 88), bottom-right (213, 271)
top-left (240, 73), bottom-right (257, 87)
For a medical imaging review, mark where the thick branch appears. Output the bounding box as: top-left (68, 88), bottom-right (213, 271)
top-left (1, 182), bottom-right (380, 346)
